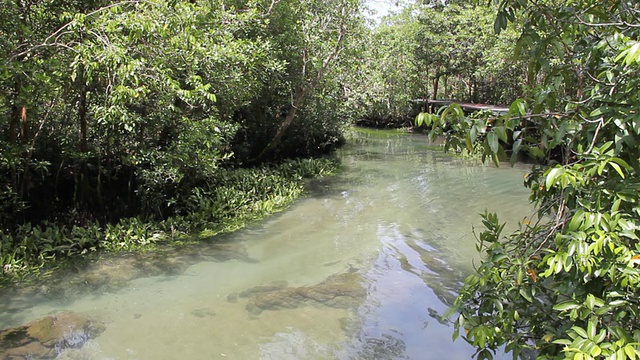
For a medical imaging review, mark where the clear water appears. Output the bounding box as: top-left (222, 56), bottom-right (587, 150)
top-left (0, 130), bottom-right (534, 359)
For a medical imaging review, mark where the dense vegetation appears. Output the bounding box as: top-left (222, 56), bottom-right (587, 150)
top-left (412, 1), bottom-right (640, 359)
top-left (2, 0), bottom-right (640, 358)
top-left (1, 0), bottom-right (361, 281)
top-left (354, 1), bottom-right (527, 128)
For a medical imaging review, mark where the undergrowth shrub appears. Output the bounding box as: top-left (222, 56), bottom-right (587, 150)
top-left (0, 158), bottom-right (340, 285)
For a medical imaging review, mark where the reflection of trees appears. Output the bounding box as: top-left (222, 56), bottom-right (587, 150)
top-left (397, 236), bottom-right (466, 308)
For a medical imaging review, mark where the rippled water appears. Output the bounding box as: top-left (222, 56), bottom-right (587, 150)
top-left (0, 129), bottom-right (534, 359)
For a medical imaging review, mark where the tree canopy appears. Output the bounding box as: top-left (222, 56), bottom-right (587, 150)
top-left (2, 1), bottom-right (640, 358)
top-left (353, 1), bottom-right (527, 128)
top-left (0, 0), bottom-right (362, 279)
top-left (413, 0), bottom-right (640, 359)
top-left (1, 0), bottom-right (364, 229)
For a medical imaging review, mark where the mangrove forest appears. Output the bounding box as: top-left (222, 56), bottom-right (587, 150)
top-left (1, 0), bottom-right (640, 359)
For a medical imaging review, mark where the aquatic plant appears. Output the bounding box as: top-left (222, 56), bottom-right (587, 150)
top-left (0, 158), bottom-right (339, 286)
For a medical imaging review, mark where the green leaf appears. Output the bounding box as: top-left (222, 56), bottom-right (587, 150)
top-left (545, 166), bottom-right (564, 190)
top-left (465, 133), bottom-right (473, 152)
top-left (616, 41), bottom-right (640, 65)
top-left (572, 326), bottom-right (588, 339)
top-left (568, 211), bottom-right (585, 232)
top-left (609, 161), bottom-right (625, 178)
top-left (494, 12), bottom-right (506, 34)
top-left (528, 146), bottom-right (545, 159)
top-left (519, 287), bottom-right (533, 302)
top-left (553, 300), bottom-right (581, 311)
top-left (509, 99), bottom-right (526, 116)
top-left (587, 316), bottom-right (597, 340)
top-left (586, 294), bottom-right (596, 311)
top-left (415, 112), bottom-right (432, 127)
top-left (487, 132), bottom-right (499, 154)
top-left (589, 108), bottom-right (603, 117)
top-left (624, 344), bottom-right (637, 359)
top-left (494, 126), bottom-right (508, 143)
top-left (510, 139), bottom-right (522, 166)
top-left (597, 161), bottom-right (607, 176)
top-left (478, 348), bottom-right (494, 360)
top-left (470, 125), bottom-right (478, 143)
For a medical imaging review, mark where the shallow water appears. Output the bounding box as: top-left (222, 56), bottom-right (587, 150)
top-left (0, 130), bottom-right (534, 359)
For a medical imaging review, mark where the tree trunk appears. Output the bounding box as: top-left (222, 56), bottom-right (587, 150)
top-left (258, 18), bottom-right (347, 161)
top-left (257, 87), bottom-right (308, 159)
top-left (443, 75), bottom-right (448, 99)
top-left (20, 106), bottom-right (28, 145)
top-left (78, 65), bottom-right (88, 154)
top-left (8, 95), bottom-right (21, 195)
top-left (433, 76), bottom-right (440, 100)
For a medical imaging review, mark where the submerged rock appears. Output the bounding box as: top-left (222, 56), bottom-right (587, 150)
top-left (190, 308), bottom-right (216, 318)
top-left (242, 273), bottom-right (365, 315)
top-left (199, 242), bottom-right (259, 263)
top-left (356, 334), bottom-right (408, 360)
top-left (399, 238), bottom-right (464, 306)
top-left (0, 311), bottom-right (105, 359)
top-left (238, 280), bottom-right (289, 299)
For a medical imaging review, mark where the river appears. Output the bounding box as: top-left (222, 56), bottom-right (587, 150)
top-left (0, 129), bottom-right (533, 359)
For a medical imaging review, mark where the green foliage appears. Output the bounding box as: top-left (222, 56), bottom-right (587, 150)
top-left (421, 0), bottom-right (640, 359)
top-left (0, 158), bottom-right (339, 285)
top-left (233, 0), bottom-right (363, 160)
top-left (0, 0), bottom-right (360, 233)
top-left (349, 8), bottom-right (424, 127)
top-left (413, 3), bottom-right (526, 104)
top-left (353, 2), bottom-right (527, 129)
top-left (1, 0), bottom-right (358, 286)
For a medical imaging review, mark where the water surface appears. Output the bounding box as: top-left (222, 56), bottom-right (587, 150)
top-left (0, 130), bottom-right (533, 359)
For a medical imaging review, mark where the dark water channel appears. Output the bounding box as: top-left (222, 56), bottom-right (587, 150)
top-left (0, 129), bottom-right (533, 359)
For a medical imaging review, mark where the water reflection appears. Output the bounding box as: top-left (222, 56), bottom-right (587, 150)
top-left (0, 129), bottom-right (532, 359)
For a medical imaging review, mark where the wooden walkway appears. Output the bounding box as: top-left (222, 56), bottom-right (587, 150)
top-left (411, 99), bottom-right (509, 115)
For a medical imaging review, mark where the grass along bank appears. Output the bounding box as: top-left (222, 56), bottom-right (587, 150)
top-left (0, 158), bottom-right (340, 287)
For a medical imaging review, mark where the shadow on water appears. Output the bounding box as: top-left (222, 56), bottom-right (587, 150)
top-left (0, 237), bottom-right (259, 328)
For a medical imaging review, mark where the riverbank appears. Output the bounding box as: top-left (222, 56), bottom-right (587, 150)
top-left (0, 158), bottom-right (340, 287)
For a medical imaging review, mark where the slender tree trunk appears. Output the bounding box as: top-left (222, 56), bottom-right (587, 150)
top-left (433, 76), bottom-right (440, 100)
top-left (576, 68), bottom-right (583, 100)
top-left (258, 19), bottom-right (347, 161)
top-left (9, 94), bottom-right (21, 195)
top-left (20, 106), bottom-right (28, 145)
top-left (78, 65), bottom-right (88, 154)
top-left (258, 87), bottom-right (308, 159)
top-left (471, 77), bottom-right (478, 103)
top-left (443, 75), bottom-right (448, 99)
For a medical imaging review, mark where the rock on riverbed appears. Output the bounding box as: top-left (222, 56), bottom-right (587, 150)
top-left (236, 272), bottom-right (366, 316)
top-left (0, 311), bottom-right (105, 359)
